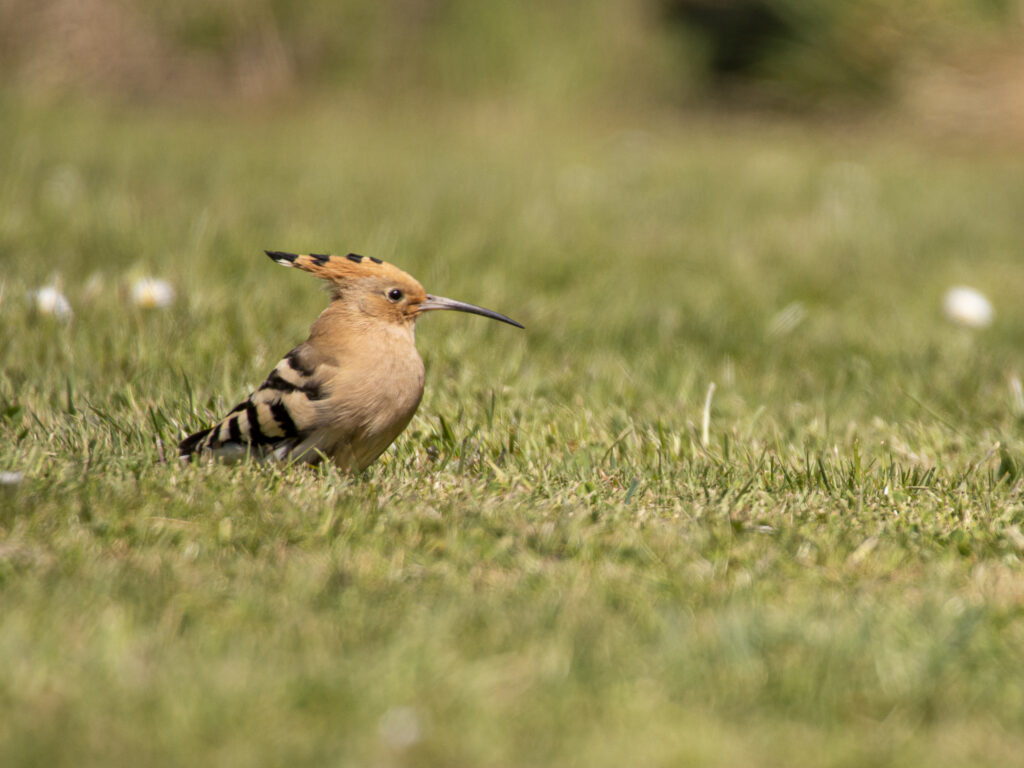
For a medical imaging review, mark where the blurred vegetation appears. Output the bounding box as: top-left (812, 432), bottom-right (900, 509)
top-left (5, 4), bottom-right (1024, 767)
top-left (663, 0), bottom-right (1022, 106)
top-left (1, 0), bottom-right (1021, 110)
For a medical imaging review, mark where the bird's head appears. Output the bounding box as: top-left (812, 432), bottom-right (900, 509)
top-left (266, 250), bottom-right (524, 329)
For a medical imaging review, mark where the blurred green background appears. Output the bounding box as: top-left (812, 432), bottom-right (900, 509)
top-left (5, 3), bottom-right (1024, 768)
top-left (2, 0), bottom-right (1023, 120)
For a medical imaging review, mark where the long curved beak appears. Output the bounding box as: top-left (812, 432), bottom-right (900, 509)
top-left (420, 295), bottom-right (524, 329)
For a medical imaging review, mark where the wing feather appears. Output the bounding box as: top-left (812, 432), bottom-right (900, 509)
top-left (178, 344), bottom-right (331, 463)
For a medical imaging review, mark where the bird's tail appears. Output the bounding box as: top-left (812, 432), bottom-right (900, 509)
top-left (178, 426), bottom-right (215, 459)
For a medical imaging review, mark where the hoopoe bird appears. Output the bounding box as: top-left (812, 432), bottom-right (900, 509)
top-left (178, 250), bottom-right (522, 471)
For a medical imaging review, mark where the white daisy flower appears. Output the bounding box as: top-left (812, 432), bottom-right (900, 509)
top-left (131, 277), bottom-right (175, 309)
top-left (32, 285), bottom-right (73, 320)
top-left (943, 286), bottom-right (993, 328)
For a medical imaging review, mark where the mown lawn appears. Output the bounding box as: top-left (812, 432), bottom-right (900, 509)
top-left (3, 95), bottom-right (1024, 767)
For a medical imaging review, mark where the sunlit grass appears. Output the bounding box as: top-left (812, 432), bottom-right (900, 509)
top-left (3, 96), bottom-right (1024, 767)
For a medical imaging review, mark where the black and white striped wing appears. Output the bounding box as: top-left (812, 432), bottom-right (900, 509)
top-left (178, 344), bottom-right (330, 463)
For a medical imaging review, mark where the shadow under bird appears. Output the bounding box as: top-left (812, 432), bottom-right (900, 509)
top-left (178, 250), bottom-right (523, 471)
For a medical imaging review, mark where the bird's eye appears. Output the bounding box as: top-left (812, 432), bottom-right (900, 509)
top-left (387, 288), bottom-right (404, 302)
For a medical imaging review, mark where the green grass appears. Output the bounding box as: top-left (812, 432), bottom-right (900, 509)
top-left (3, 95), bottom-right (1024, 767)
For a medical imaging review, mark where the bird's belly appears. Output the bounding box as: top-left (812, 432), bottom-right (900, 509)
top-left (326, 354), bottom-right (425, 471)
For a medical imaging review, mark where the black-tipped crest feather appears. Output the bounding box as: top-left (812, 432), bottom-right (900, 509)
top-left (266, 250), bottom-right (297, 266)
